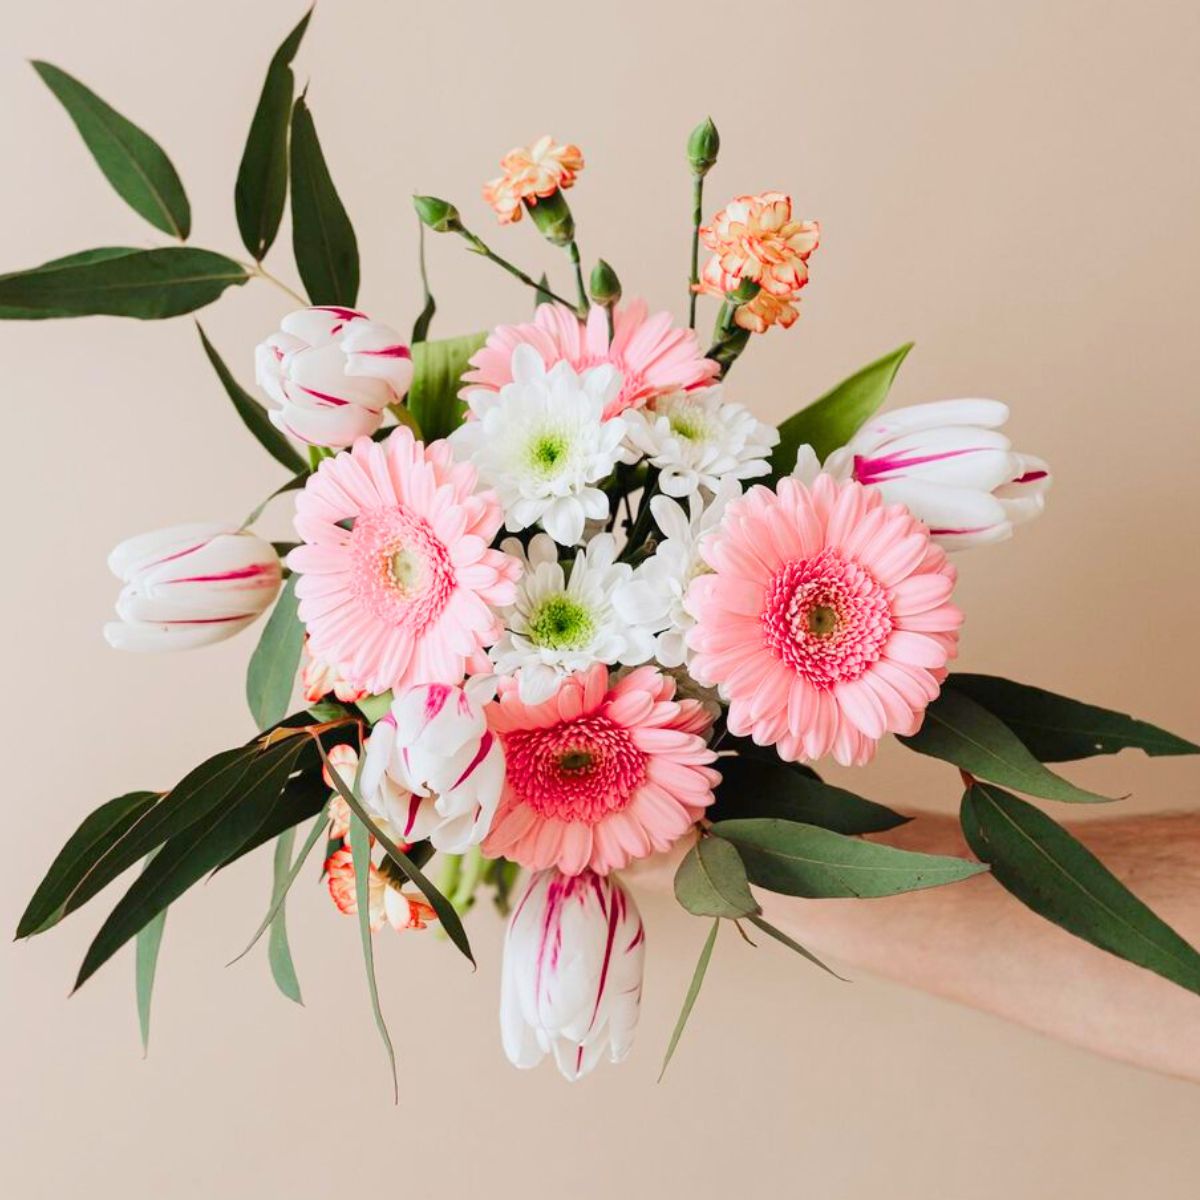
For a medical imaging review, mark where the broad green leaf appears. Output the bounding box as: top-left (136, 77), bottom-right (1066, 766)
top-left (216, 767), bottom-right (327, 874)
top-left (0, 247), bottom-right (248, 320)
top-left (349, 811), bottom-right (398, 1100)
top-left (235, 7), bottom-right (312, 260)
top-left (17, 790), bottom-right (159, 938)
top-left (745, 914), bottom-right (845, 981)
top-left (242, 469), bottom-right (309, 528)
top-left (949, 674), bottom-right (1199, 763)
top-left (135, 850), bottom-right (168, 1054)
top-left (319, 742), bottom-right (475, 967)
top-left (246, 575), bottom-right (304, 731)
top-left (407, 332), bottom-right (487, 440)
top-left (770, 342), bottom-right (913, 479)
top-left (674, 835), bottom-right (760, 919)
top-left (196, 324), bottom-right (306, 473)
top-left (32, 61), bottom-right (190, 239)
top-left (899, 689), bottom-right (1117, 804)
top-left (708, 753), bottom-right (908, 834)
top-left (411, 220), bottom-right (435, 343)
top-left (712, 818), bottom-right (986, 898)
top-left (267, 827), bottom-right (303, 1004)
top-left (961, 782), bottom-right (1200, 995)
top-left (659, 919), bottom-right (719, 1081)
top-left (73, 738), bottom-right (307, 990)
top-left (289, 95), bottom-right (359, 305)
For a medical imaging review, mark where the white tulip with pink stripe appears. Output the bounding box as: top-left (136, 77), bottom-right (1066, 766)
top-left (255, 306), bottom-right (414, 448)
top-left (103, 522), bottom-right (282, 652)
top-left (500, 868), bottom-right (645, 1081)
top-left (803, 399), bottom-right (1051, 549)
top-left (360, 680), bottom-right (505, 854)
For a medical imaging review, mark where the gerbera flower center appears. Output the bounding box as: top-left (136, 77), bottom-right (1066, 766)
top-left (761, 548), bottom-right (893, 689)
top-left (527, 594), bottom-right (595, 651)
top-left (348, 506), bottom-right (455, 633)
top-left (501, 714), bottom-right (647, 824)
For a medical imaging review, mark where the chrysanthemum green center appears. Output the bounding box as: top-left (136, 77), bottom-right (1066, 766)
top-left (667, 408), bottom-right (707, 441)
top-left (527, 430), bottom-right (570, 477)
top-left (527, 594), bottom-right (595, 650)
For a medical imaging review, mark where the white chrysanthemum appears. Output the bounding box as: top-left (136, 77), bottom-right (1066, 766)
top-left (612, 480), bottom-right (740, 668)
top-left (451, 344), bottom-right (627, 545)
top-left (491, 532), bottom-right (656, 703)
top-left (623, 387), bottom-right (778, 498)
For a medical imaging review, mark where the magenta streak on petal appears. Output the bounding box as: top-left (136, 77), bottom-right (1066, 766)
top-left (297, 384), bottom-right (351, 407)
top-left (589, 871), bottom-right (608, 920)
top-left (166, 564), bottom-right (274, 585)
top-left (626, 922), bottom-right (645, 952)
top-left (145, 538), bottom-right (211, 570)
top-left (450, 731), bottom-right (493, 791)
top-left (313, 305), bottom-right (367, 320)
top-left (535, 876), bottom-right (567, 1004)
top-left (357, 344), bottom-right (412, 359)
top-left (1013, 469), bottom-right (1048, 484)
top-left (853, 446), bottom-right (988, 484)
top-left (929, 525), bottom-right (990, 536)
top-left (423, 684), bottom-right (451, 720)
top-left (163, 614), bottom-right (254, 626)
top-left (586, 883), bottom-right (621, 1034)
top-left (403, 793), bottom-right (422, 838)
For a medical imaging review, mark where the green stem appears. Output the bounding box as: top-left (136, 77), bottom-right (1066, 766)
top-left (688, 173), bottom-right (704, 329)
top-left (455, 227), bottom-right (579, 311)
top-left (620, 467), bottom-right (661, 562)
top-left (567, 240), bottom-right (588, 314)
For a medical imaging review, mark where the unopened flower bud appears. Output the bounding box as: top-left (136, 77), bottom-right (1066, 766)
top-left (588, 259), bottom-right (622, 308)
top-left (412, 195), bottom-right (462, 233)
top-left (687, 117), bottom-right (720, 176)
top-left (729, 277), bottom-right (761, 304)
top-left (526, 190), bottom-right (575, 246)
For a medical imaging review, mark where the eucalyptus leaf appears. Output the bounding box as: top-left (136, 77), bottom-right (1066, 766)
top-left (135, 851), bottom-right (168, 1054)
top-left (197, 324), bottom-right (306, 473)
top-left (407, 333), bottom-right (487, 440)
top-left (0, 247), bottom-right (248, 320)
top-left (770, 342), bottom-right (913, 478)
top-left (246, 575), bottom-right (304, 731)
top-left (674, 836), bottom-right (760, 919)
top-left (712, 818), bottom-right (987, 898)
top-left (242, 470), bottom-right (309, 528)
top-left (745, 914), bottom-right (845, 981)
top-left (659, 919), bottom-right (719, 1081)
top-left (411, 219), bottom-right (435, 343)
top-left (289, 95), bottom-right (359, 305)
top-left (235, 7), bottom-right (312, 260)
top-left (961, 782), bottom-right (1200, 995)
top-left (216, 768), bottom-right (327, 874)
top-left (33, 61), bottom-right (190, 238)
top-left (267, 827), bottom-right (303, 1004)
top-left (900, 688), bottom-right (1118, 804)
top-left (949, 674), bottom-right (1199, 763)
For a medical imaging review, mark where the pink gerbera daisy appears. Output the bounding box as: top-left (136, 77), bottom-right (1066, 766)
top-left (483, 663), bottom-right (720, 876)
top-left (288, 428), bottom-right (520, 696)
top-left (463, 300), bottom-right (720, 419)
top-left (687, 475), bottom-right (962, 766)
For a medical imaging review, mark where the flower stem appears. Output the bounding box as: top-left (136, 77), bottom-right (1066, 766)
top-left (620, 467), bottom-right (661, 562)
top-left (688, 173), bottom-right (704, 328)
top-left (705, 302), bottom-right (751, 378)
top-left (243, 261), bottom-right (309, 306)
top-left (455, 227), bottom-right (579, 312)
top-left (567, 239), bottom-right (588, 315)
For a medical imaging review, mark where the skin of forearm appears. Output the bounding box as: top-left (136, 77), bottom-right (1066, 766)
top-left (760, 812), bottom-right (1200, 1081)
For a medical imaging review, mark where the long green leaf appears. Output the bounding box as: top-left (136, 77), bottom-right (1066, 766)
top-left (235, 8), bottom-right (312, 260)
top-left (196, 324), bottom-right (306, 473)
top-left (949, 675), bottom-right (1199, 763)
top-left (713, 818), bottom-right (987, 898)
top-left (407, 333), bottom-right (487, 440)
top-left (900, 688), bottom-right (1117, 804)
top-left (267, 827), bottom-right (303, 1004)
top-left (674, 836), bottom-right (760, 919)
top-left (349, 811), bottom-right (398, 1100)
top-left (32, 61), bottom-right (190, 239)
top-left (246, 575), bottom-right (304, 731)
top-left (708, 753), bottom-right (908, 834)
top-left (318, 742), bottom-right (475, 967)
top-left (961, 782), bottom-right (1200, 995)
top-left (216, 767), bottom-right (327, 873)
top-left (659, 919), bottom-right (719, 1081)
top-left (745, 914), bottom-right (846, 981)
top-left (134, 850), bottom-right (168, 1054)
top-left (289, 95), bottom-right (359, 305)
top-left (0, 247), bottom-right (248, 320)
top-left (242, 469), bottom-right (309, 528)
top-left (17, 790), bottom-right (159, 938)
top-left (770, 342), bottom-right (913, 478)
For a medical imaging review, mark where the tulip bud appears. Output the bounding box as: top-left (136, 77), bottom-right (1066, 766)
top-left (588, 259), bottom-right (622, 308)
top-left (525, 190), bottom-right (576, 247)
top-left (686, 117), bottom-right (720, 176)
top-left (412, 195), bottom-right (463, 233)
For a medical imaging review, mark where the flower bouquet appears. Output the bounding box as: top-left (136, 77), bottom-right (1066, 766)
top-left (9, 10), bottom-right (1199, 1089)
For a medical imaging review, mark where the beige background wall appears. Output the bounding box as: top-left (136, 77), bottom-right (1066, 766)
top-left (2, 1), bottom-right (1198, 1195)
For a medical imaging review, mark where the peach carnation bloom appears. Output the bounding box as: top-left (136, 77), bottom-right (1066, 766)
top-left (325, 846), bottom-right (437, 932)
top-left (300, 638), bottom-right (369, 705)
top-left (288, 428), bottom-right (520, 697)
top-left (698, 191), bottom-right (820, 298)
top-left (483, 135), bottom-right (584, 224)
top-left (733, 289), bottom-right (801, 334)
top-left (483, 662), bottom-right (720, 877)
top-left (687, 475), bottom-right (961, 767)
top-left (464, 301), bottom-right (719, 419)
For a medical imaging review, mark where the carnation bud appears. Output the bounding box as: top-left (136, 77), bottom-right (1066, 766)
top-left (588, 259), bottom-right (622, 308)
top-left (686, 117), bottom-right (720, 177)
top-left (412, 195), bottom-right (462, 233)
top-left (526, 190), bottom-right (576, 246)
top-left (729, 277), bottom-right (761, 304)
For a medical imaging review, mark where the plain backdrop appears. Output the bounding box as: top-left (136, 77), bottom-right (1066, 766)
top-left (2, 1), bottom-right (1198, 1196)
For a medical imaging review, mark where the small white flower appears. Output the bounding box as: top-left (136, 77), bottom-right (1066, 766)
top-left (623, 386), bottom-right (778, 498)
top-left (612, 480), bottom-right (739, 669)
top-left (451, 345), bottom-right (627, 546)
top-left (491, 532), bottom-right (655, 704)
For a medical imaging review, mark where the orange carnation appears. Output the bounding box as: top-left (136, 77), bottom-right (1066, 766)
top-left (483, 135), bottom-right (584, 225)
